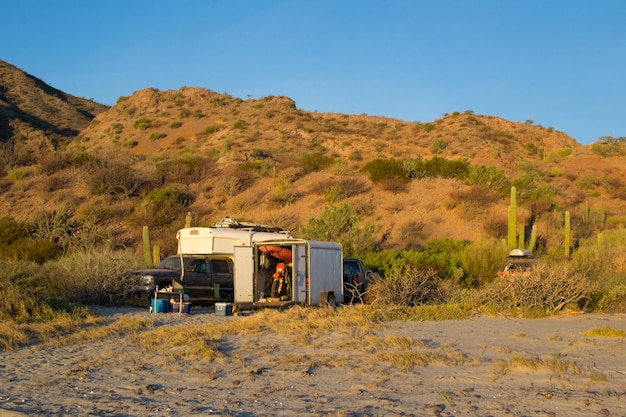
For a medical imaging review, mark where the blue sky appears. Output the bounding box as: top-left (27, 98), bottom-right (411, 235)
top-left (2, 0), bottom-right (625, 145)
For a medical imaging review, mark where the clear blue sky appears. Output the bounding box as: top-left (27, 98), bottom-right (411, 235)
top-left (2, 0), bottom-right (625, 145)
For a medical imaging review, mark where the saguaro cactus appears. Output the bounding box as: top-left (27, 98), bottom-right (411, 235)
top-left (185, 212), bottom-right (192, 228)
top-left (143, 226), bottom-right (153, 267)
top-left (508, 186), bottom-right (517, 250)
top-left (528, 224), bottom-right (537, 252)
top-left (564, 210), bottom-right (571, 258)
top-left (152, 244), bottom-right (161, 266)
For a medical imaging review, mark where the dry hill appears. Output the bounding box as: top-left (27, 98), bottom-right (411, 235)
top-left (1, 62), bottom-right (625, 256)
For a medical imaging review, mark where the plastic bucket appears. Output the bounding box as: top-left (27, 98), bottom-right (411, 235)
top-left (172, 301), bottom-right (192, 314)
top-left (151, 298), bottom-right (169, 313)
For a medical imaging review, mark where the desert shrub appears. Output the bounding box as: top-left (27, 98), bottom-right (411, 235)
top-left (596, 285), bottom-right (626, 313)
top-left (366, 265), bottom-right (444, 306)
top-left (301, 153), bottom-right (334, 173)
top-left (475, 264), bottom-right (596, 315)
top-left (221, 176), bottom-right (246, 197)
top-left (404, 156), bottom-right (469, 180)
top-left (7, 168), bottom-right (27, 181)
top-left (381, 177), bottom-right (410, 193)
top-left (0, 217), bottom-right (60, 263)
top-left (362, 158), bottom-right (406, 183)
top-left (1, 238), bottom-right (60, 264)
top-left (133, 118), bottom-right (152, 130)
top-left (232, 119), bottom-right (246, 129)
top-left (155, 156), bottom-right (215, 184)
top-left (39, 152), bottom-right (71, 175)
top-left (83, 157), bottom-right (142, 197)
top-left (399, 220), bottom-right (427, 249)
top-left (590, 142), bottom-right (625, 157)
top-left (348, 151), bottom-right (362, 161)
top-left (457, 238), bottom-right (509, 287)
top-left (430, 137), bottom-right (447, 154)
top-left (267, 188), bottom-right (301, 209)
top-left (311, 177), bottom-right (369, 198)
top-left (149, 132), bottom-right (166, 141)
top-left (360, 238), bottom-right (467, 280)
top-left (422, 123), bottom-right (436, 132)
top-left (511, 171), bottom-right (554, 202)
top-left (464, 165), bottom-right (510, 193)
top-left (238, 160), bottom-right (271, 177)
top-left (203, 125), bottom-right (224, 135)
top-left (448, 186), bottom-right (501, 210)
top-left (299, 203), bottom-right (376, 257)
top-left (0, 260), bottom-right (60, 322)
top-left (141, 186), bottom-right (191, 226)
top-left (571, 229), bottom-right (626, 291)
top-left (483, 215), bottom-right (508, 239)
top-left (0, 216), bottom-right (30, 246)
top-left (35, 249), bottom-right (144, 305)
top-left (544, 148), bottom-right (573, 163)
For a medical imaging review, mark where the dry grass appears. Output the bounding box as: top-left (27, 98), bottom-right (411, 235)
top-left (585, 326), bottom-right (626, 338)
top-left (491, 354), bottom-right (584, 380)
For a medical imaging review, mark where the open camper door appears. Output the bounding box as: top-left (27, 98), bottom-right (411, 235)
top-left (234, 246), bottom-right (254, 303)
top-left (308, 241), bottom-right (343, 306)
top-left (291, 241), bottom-right (308, 304)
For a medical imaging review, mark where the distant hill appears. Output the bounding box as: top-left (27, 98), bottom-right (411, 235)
top-left (1, 60), bottom-right (625, 256)
top-left (0, 59), bottom-right (108, 153)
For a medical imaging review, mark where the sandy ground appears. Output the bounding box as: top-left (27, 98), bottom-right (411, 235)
top-left (0, 307), bottom-right (624, 417)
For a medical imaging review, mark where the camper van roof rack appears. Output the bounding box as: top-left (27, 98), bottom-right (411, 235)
top-left (211, 217), bottom-right (288, 233)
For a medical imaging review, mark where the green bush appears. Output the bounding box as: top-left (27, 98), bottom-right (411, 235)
top-left (133, 118), bottom-right (152, 130)
top-left (142, 186), bottom-right (191, 226)
top-left (300, 153), bottom-right (334, 173)
top-left (299, 203), bottom-right (376, 257)
top-left (464, 165), bottom-right (510, 193)
top-left (430, 137), bottom-right (448, 154)
top-left (149, 132), bottom-right (166, 141)
top-left (0, 216), bottom-right (30, 245)
top-left (457, 238), bottom-right (509, 287)
top-left (362, 158), bottom-right (407, 183)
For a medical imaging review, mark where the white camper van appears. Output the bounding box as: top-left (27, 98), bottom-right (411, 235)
top-left (171, 219), bottom-right (344, 309)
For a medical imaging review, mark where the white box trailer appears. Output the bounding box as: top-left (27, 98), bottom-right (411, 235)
top-left (233, 238), bottom-right (344, 309)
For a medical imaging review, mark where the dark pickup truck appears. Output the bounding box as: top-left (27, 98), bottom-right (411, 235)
top-left (132, 255), bottom-right (234, 302)
top-left (343, 257), bottom-right (368, 303)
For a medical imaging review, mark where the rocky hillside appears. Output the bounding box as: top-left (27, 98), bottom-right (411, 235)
top-left (0, 59), bottom-right (108, 158)
top-left (1, 61), bottom-right (625, 256)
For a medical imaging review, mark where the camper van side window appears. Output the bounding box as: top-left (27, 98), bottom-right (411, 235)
top-left (211, 260), bottom-right (231, 274)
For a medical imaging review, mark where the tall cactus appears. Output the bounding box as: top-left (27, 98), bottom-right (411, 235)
top-left (152, 244), bottom-right (161, 266)
top-left (528, 224), bottom-right (537, 252)
top-left (508, 186), bottom-right (517, 249)
top-left (564, 210), bottom-right (571, 258)
top-left (142, 226), bottom-right (153, 267)
top-left (185, 211), bottom-right (192, 228)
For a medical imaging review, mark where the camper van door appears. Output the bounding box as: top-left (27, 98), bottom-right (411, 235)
top-left (234, 246), bottom-right (254, 303)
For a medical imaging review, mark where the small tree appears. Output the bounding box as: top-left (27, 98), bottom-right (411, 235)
top-left (299, 203), bottom-right (376, 257)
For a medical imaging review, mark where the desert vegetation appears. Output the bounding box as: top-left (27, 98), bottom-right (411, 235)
top-left (1, 65), bottom-right (626, 355)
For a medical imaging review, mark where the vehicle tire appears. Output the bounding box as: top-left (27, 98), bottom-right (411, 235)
top-left (327, 292), bottom-right (337, 308)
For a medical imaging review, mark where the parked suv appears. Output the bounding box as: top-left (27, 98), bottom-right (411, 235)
top-left (132, 255), bottom-right (234, 302)
top-left (343, 258), bottom-right (368, 303)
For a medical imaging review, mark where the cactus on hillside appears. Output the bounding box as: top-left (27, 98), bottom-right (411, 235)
top-left (152, 244), bottom-right (161, 266)
top-left (508, 186), bottom-right (517, 249)
top-left (142, 226), bottom-right (152, 267)
top-left (564, 210), bottom-right (571, 258)
top-left (528, 224), bottom-right (537, 252)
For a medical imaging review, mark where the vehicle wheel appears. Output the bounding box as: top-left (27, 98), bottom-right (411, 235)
top-left (327, 293), bottom-right (337, 308)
